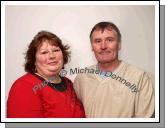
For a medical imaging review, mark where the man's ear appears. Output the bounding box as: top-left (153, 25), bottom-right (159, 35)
top-left (118, 42), bottom-right (121, 50)
top-left (91, 44), bottom-right (94, 51)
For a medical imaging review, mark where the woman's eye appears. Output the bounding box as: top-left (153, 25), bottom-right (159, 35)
top-left (41, 51), bottom-right (48, 54)
top-left (53, 49), bottom-right (60, 52)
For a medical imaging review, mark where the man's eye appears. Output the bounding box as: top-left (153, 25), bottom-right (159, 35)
top-left (94, 39), bottom-right (101, 43)
top-left (107, 38), bottom-right (113, 42)
top-left (105, 38), bottom-right (115, 43)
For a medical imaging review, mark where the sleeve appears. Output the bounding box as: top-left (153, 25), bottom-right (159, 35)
top-left (73, 90), bottom-right (85, 118)
top-left (134, 72), bottom-right (155, 117)
top-left (7, 79), bottom-right (43, 118)
top-left (67, 78), bottom-right (85, 118)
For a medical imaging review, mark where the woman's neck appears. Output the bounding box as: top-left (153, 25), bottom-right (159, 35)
top-left (35, 72), bottom-right (61, 84)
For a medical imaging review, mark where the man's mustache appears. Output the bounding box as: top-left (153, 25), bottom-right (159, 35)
top-left (99, 50), bottom-right (111, 54)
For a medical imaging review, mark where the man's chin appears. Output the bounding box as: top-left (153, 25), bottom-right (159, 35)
top-left (98, 60), bottom-right (112, 64)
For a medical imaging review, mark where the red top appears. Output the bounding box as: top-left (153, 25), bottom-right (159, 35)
top-left (7, 73), bottom-right (85, 118)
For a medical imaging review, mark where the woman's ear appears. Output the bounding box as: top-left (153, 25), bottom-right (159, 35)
top-left (118, 42), bottom-right (121, 50)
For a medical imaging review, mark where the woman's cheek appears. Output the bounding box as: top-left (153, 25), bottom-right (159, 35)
top-left (37, 56), bottom-right (48, 66)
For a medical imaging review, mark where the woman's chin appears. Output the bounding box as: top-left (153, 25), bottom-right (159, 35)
top-left (46, 69), bottom-right (60, 75)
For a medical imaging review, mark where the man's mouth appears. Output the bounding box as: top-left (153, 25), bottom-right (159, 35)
top-left (99, 51), bottom-right (111, 55)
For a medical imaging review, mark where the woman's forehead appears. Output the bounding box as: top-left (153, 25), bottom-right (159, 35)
top-left (38, 40), bottom-right (59, 49)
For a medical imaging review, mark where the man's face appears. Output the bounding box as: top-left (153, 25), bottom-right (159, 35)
top-left (91, 28), bottom-right (121, 64)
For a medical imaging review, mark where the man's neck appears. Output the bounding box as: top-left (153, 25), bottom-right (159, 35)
top-left (98, 60), bottom-right (121, 72)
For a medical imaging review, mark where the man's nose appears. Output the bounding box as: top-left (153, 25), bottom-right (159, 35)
top-left (101, 41), bottom-right (107, 49)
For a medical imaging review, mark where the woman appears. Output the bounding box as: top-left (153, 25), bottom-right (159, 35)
top-left (7, 31), bottom-right (85, 118)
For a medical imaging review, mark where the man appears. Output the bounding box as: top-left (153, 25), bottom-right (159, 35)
top-left (74, 22), bottom-right (154, 118)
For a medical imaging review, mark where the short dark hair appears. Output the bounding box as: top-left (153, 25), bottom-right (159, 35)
top-left (90, 21), bottom-right (121, 42)
top-left (24, 31), bottom-right (70, 73)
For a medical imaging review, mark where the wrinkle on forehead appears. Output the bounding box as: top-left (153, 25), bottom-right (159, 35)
top-left (93, 28), bottom-right (118, 39)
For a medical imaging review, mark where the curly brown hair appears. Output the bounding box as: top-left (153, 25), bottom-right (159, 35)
top-left (24, 31), bottom-right (70, 73)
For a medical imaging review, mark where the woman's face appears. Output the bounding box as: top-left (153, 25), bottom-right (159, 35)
top-left (35, 40), bottom-right (64, 78)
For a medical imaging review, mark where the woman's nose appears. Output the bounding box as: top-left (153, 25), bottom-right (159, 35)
top-left (49, 52), bottom-right (55, 58)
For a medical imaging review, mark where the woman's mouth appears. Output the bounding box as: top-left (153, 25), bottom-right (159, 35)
top-left (48, 61), bottom-right (58, 65)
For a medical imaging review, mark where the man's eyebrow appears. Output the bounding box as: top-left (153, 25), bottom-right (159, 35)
top-left (106, 36), bottom-right (115, 39)
top-left (93, 36), bottom-right (114, 40)
top-left (93, 37), bottom-right (102, 40)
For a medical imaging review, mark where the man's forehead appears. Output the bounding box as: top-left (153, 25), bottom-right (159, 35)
top-left (92, 28), bottom-right (117, 36)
